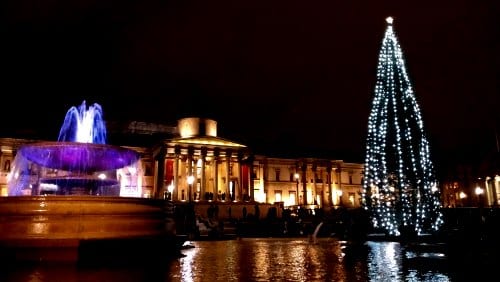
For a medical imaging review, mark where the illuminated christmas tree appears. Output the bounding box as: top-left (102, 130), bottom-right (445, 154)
top-left (362, 17), bottom-right (444, 236)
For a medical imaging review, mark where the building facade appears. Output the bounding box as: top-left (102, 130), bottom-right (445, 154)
top-left (440, 152), bottom-right (500, 208)
top-left (0, 117), bottom-right (364, 209)
top-left (251, 156), bottom-right (363, 210)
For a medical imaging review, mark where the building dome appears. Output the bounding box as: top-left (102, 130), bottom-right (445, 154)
top-left (178, 117), bottom-right (217, 138)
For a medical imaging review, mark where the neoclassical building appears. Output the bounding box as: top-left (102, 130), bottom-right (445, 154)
top-left (152, 117), bottom-right (253, 203)
top-left (0, 117), bottom-right (364, 210)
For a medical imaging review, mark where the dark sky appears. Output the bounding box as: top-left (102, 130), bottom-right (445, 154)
top-left (1, 1), bottom-right (498, 167)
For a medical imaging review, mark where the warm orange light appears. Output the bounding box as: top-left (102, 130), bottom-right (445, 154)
top-left (475, 186), bottom-right (484, 195)
top-left (187, 175), bottom-right (195, 185)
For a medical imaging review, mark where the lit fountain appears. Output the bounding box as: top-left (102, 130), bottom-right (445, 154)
top-left (0, 101), bottom-right (177, 262)
top-left (8, 102), bottom-right (140, 196)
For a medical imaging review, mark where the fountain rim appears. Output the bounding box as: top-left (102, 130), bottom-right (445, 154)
top-left (0, 195), bottom-right (165, 202)
top-left (20, 141), bottom-right (136, 150)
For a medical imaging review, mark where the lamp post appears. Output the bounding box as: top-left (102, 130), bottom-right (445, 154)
top-left (475, 185), bottom-right (485, 238)
top-left (475, 186), bottom-right (484, 207)
top-left (459, 191), bottom-right (467, 207)
top-left (167, 183), bottom-right (174, 201)
top-left (187, 175), bottom-right (195, 202)
top-left (294, 173), bottom-right (299, 206)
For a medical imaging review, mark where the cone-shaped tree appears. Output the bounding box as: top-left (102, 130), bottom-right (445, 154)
top-left (362, 17), bottom-right (444, 236)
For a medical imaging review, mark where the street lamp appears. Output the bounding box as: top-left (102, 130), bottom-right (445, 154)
top-left (187, 175), bottom-right (195, 202)
top-left (167, 183), bottom-right (174, 201)
top-left (459, 191), bottom-right (467, 207)
top-left (475, 186), bottom-right (484, 207)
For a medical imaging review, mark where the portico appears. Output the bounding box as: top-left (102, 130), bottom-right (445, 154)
top-left (153, 117), bottom-right (252, 202)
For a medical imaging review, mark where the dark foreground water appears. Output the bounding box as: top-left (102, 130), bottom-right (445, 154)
top-left (0, 238), bottom-right (496, 281)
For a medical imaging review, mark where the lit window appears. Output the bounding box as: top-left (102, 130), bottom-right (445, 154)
top-left (275, 190), bottom-right (282, 202)
top-left (349, 193), bottom-right (355, 206)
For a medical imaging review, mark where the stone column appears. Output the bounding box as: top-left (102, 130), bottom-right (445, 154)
top-left (236, 151), bottom-right (245, 201)
top-left (154, 145), bottom-right (166, 199)
top-left (337, 163), bottom-right (342, 205)
top-left (312, 162), bottom-right (317, 205)
top-left (326, 163), bottom-right (333, 207)
top-left (485, 176), bottom-right (497, 206)
top-left (263, 159), bottom-right (269, 203)
top-left (187, 147), bottom-right (194, 202)
top-left (200, 147), bottom-right (207, 201)
top-left (248, 155), bottom-right (255, 201)
top-left (301, 161), bottom-right (307, 205)
top-left (225, 149), bottom-right (232, 201)
top-left (494, 177), bottom-right (500, 206)
top-left (173, 146), bottom-right (181, 201)
top-left (213, 148), bottom-right (220, 201)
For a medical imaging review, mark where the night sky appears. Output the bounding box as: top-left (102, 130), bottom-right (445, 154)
top-left (1, 1), bottom-right (498, 169)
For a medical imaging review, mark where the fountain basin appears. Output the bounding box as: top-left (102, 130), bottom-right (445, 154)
top-left (0, 196), bottom-right (178, 262)
top-left (19, 141), bottom-right (139, 172)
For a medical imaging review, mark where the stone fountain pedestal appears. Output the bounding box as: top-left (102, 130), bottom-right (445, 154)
top-left (0, 196), bottom-right (179, 262)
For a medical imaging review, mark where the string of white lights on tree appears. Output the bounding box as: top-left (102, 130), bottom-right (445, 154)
top-left (362, 17), bottom-right (444, 236)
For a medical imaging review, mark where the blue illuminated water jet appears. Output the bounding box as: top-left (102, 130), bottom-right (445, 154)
top-left (57, 101), bottom-right (107, 144)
